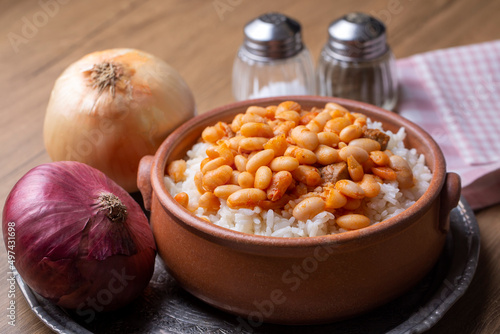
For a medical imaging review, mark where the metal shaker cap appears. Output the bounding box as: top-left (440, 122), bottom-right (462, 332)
top-left (242, 12), bottom-right (304, 61)
top-left (325, 12), bottom-right (388, 61)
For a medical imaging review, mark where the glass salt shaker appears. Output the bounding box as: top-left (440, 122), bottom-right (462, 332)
top-left (317, 12), bottom-right (398, 110)
top-left (232, 12), bottom-right (316, 101)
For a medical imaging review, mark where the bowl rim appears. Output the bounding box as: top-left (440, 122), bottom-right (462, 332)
top-left (150, 96), bottom-right (446, 251)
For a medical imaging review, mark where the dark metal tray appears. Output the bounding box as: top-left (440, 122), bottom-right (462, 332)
top-left (16, 197), bottom-right (480, 334)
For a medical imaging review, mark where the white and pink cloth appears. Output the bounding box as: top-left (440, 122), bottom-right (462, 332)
top-left (396, 40), bottom-right (500, 210)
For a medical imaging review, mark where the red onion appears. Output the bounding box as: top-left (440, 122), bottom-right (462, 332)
top-left (2, 161), bottom-right (156, 312)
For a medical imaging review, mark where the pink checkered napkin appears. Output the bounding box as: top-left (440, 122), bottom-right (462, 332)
top-left (396, 40), bottom-right (500, 210)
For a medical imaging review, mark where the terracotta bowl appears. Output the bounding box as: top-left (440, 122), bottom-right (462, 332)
top-left (137, 96), bottom-right (461, 325)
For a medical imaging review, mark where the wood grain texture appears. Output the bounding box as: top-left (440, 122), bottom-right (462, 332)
top-left (0, 0), bottom-right (499, 333)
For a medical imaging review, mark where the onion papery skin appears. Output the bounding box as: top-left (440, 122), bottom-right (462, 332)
top-left (43, 48), bottom-right (196, 192)
top-left (2, 161), bottom-right (156, 311)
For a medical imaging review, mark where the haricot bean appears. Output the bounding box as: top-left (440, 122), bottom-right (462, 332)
top-left (292, 197), bottom-right (326, 221)
top-left (276, 110), bottom-right (301, 125)
top-left (325, 102), bottom-right (349, 113)
top-left (266, 105), bottom-right (277, 116)
top-left (336, 214), bottom-right (371, 230)
top-left (285, 146), bottom-right (317, 165)
top-left (202, 165), bottom-right (233, 192)
top-left (240, 122), bottom-right (274, 138)
top-left (357, 174), bottom-right (381, 198)
top-left (291, 165), bottom-right (321, 187)
top-left (324, 117), bottom-right (351, 134)
top-left (167, 159), bottom-right (186, 183)
top-left (371, 166), bottom-right (397, 181)
top-left (206, 146), bottom-right (219, 159)
top-left (313, 110), bottom-right (333, 128)
top-left (246, 106), bottom-right (269, 117)
top-left (314, 145), bottom-right (339, 165)
top-left (273, 120), bottom-right (295, 137)
top-left (339, 146), bottom-right (369, 163)
top-left (299, 111), bottom-right (318, 125)
top-left (389, 155), bottom-right (415, 188)
top-left (199, 157), bottom-right (210, 172)
top-left (194, 171), bottom-right (204, 194)
top-left (214, 184), bottom-right (242, 199)
top-left (335, 179), bottom-right (365, 199)
top-left (230, 114), bottom-right (244, 132)
top-left (238, 171), bottom-right (255, 188)
top-left (351, 112), bottom-right (367, 120)
top-left (305, 119), bottom-right (322, 133)
top-left (254, 166), bottom-right (273, 190)
top-left (238, 137), bottom-right (268, 151)
top-left (234, 154), bottom-right (248, 172)
top-left (344, 113), bottom-right (356, 124)
top-left (269, 156), bottom-right (299, 172)
top-left (263, 134), bottom-right (288, 156)
top-left (276, 100), bottom-right (301, 113)
top-left (215, 143), bottom-right (234, 165)
top-left (290, 126), bottom-right (319, 151)
top-left (246, 149), bottom-right (275, 173)
top-left (201, 157), bottom-right (226, 174)
top-left (229, 170), bottom-right (241, 185)
top-left (227, 135), bottom-right (244, 151)
top-left (369, 150), bottom-right (390, 166)
top-left (328, 108), bottom-right (346, 119)
top-left (354, 117), bottom-right (367, 128)
top-left (180, 100), bottom-right (420, 226)
top-left (174, 192), bottom-right (189, 208)
top-left (267, 171), bottom-right (293, 201)
top-left (347, 156), bottom-right (364, 182)
top-left (306, 111), bottom-right (332, 133)
top-left (349, 138), bottom-right (382, 153)
top-left (339, 124), bottom-right (363, 143)
top-left (317, 131), bottom-right (340, 147)
top-left (199, 192), bottom-right (221, 212)
top-left (325, 188), bottom-right (347, 210)
top-left (201, 126), bottom-right (224, 143)
top-left (242, 113), bottom-right (267, 124)
top-left (227, 188), bottom-right (267, 209)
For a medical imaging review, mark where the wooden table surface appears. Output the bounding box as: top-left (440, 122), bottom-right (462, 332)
top-left (1, 0), bottom-right (499, 333)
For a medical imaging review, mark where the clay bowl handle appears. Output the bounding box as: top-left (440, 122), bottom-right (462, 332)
top-left (137, 155), bottom-right (155, 211)
top-left (439, 172), bottom-right (461, 233)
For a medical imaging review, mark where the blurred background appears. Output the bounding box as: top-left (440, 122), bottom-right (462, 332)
top-left (2, 0), bottom-right (498, 113)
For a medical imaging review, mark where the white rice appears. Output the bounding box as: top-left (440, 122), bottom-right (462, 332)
top-left (165, 119), bottom-right (432, 237)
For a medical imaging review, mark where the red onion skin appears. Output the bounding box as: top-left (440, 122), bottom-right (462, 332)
top-left (2, 161), bottom-right (156, 311)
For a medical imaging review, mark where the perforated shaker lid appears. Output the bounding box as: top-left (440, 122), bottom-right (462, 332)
top-left (242, 12), bottom-right (304, 60)
top-left (325, 12), bottom-right (388, 61)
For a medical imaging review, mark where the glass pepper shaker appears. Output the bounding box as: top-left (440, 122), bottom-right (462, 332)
top-left (232, 12), bottom-right (316, 101)
top-left (317, 12), bottom-right (398, 110)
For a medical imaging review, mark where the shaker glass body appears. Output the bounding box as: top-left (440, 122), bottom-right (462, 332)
top-left (317, 48), bottom-right (398, 110)
top-left (233, 47), bottom-right (316, 101)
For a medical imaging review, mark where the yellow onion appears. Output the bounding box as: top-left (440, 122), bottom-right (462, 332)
top-left (44, 48), bottom-right (195, 192)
